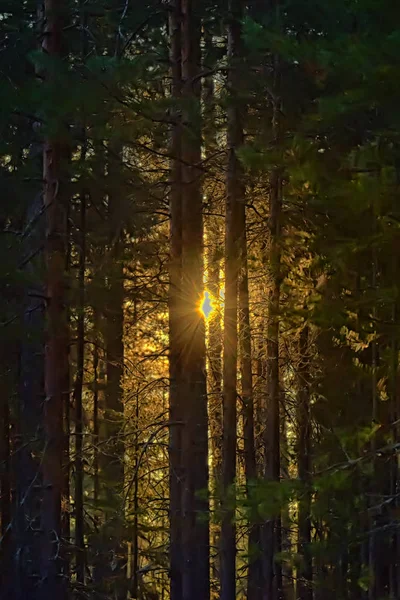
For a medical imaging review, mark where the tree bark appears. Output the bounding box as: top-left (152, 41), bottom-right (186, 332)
top-left (0, 347), bottom-right (12, 597)
top-left (168, 2), bottom-right (184, 598)
top-left (262, 165), bottom-right (282, 600)
top-left (97, 143), bottom-right (126, 598)
top-left (181, 2), bottom-right (209, 598)
top-left (297, 325), bottom-right (313, 600)
top-left (74, 187), bottom-right (86, 589)
top-left (41, 1), bottom-right (69, 597)
top-left (238, 204), bottom-right (261, 600)
top-left (220, 1), bottom-right (244, 597)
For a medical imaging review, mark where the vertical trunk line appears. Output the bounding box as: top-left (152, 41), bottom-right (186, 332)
top-left (168, 2), bottom-right (184, 598)
top-left (221, 0), bottom-right (244, 597)
top-left (181, 2), bottom-right (209, 597)
top-left (42, 1), bottom-right (69, 596)
top-left (297, 325), bottom-right (313, 600)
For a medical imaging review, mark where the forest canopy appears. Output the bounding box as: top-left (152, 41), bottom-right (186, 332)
top-left (1, 1), bottom-right (400, 599)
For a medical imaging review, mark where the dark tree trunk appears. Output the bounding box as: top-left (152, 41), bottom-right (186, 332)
top-left (238, 203), bottom-right (261, 600)
top-left (131, 392), bottom-right (140, 599)
top-left (220, 1), bottom-right (244, 597)
top-left (297, 325), bottom-right (313, 600)
top-left (97, 144), bottom-right (126, 597)
top-left (262, 168), bottom-right (282, 600)
top-left (181, 2), bottom-right (209, 598)
top-left (0, 348), bottom-right (12, 597)
top-left (168, 2), bottom-right (183, 598)
top-left (41, 1), bottom-right (69, 597)
top-left (92, 310), bottom-right (100, 507)
top-left (74, 188), bottom-right (86, 589)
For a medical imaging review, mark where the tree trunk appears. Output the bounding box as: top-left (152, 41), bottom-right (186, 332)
top-left (74, 187), bottom-right (86, 590)
top-left (238, 210), bottom-right (261, 600)
top-left (208, 243), bottom-right (223, 588)
top-left (168, 2), bottom-right (183, 598)
top-left (0, 347), bottom-right (12, 597)
top-left (203, 26), bottom-right (222, 592)
top-left (297, 325), bottom-right (313, 600)
top-left (92, 309), bottom-right (100, 507)
top-left (220, 1), bottom-right (244, 597)
top-left (41, 1), bottom-right (69, 597)
top-left (181, 2), bottom-right (209, 598)
top-left (97, 144), bottom-right (126, 598)
top-left (262, 165), bottom-right (282, 600)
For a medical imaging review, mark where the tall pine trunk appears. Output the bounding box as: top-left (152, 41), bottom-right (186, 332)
top-left (0, 347), bottom-right (12, 596)
top-left (297, 325), bottom-right (312, 600)
top-left (262, 166), bottom-right (282, 600)
top-left (74, 186), bottom-right (86, 588)
top-left (181, 2), bottom-right (209, 597)
top-left (238, 203), bottom-right (261, 600)
top-left (97, 144), bottom-right (126, 597)
top-left (168, 2), bottom-right (184, 597)
top-left (41, 1), bottom-right (69, 596)
top-left (261, 13), bottom-right (283, 593)
top-left (220, 1), bottom-right (244, 596)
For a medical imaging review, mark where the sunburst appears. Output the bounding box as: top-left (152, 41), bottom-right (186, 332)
top-left (199, 290), bottom-right (215, 321)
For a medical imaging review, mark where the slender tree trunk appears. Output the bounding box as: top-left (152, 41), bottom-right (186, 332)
top-left (168, 3), bottom-right (183, 598)
top-left (99, 145), bottom-right (126, 598)
top-left (0, 348), bottom-right (12, 597)
top-left (234, 79), bottom-right (261, 595)
top-left (74, 187), bottom-right (86, 590)
top-left (92, 310), bottom-right (100, 507)
top-left (41, 1), bottom-right (69, 597)
top-left (208, 244), bottom-right (223, 587)
top-left (104, 222), bottom-right (124, 514)
top-left (181, 2), bottom-right (209, 598)
top-left (262, 164), bottom-right (282, 600)
top-left (131, 392), bottom-right (140, 599)
top-left (239, 206), bottom-right (262, 600)
top-left (220, 1), bottom-right (244, 597)
top-left (62, 178), bottom-right (71, 575)
top-left (203, 26), bottom-right (222, 592)
top-left (297, 325), bottom-right (312, 600)
top-left (74, 8), bottom-right (89, 590)
top-left (261, 6), bottom-right (283, 588)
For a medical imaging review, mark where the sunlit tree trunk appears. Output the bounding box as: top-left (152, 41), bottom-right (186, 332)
top-left (168, 2), bottom-right (183, 597)
top-left (208, 243), bottom-right (223, 587)
top-left (203, 25), bottom-right (223, 591)
top-left (181, 2), bottom-right (209, 597)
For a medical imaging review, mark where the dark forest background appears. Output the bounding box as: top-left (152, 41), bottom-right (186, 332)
top-left (1, 0), bottom-right (400, 599)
